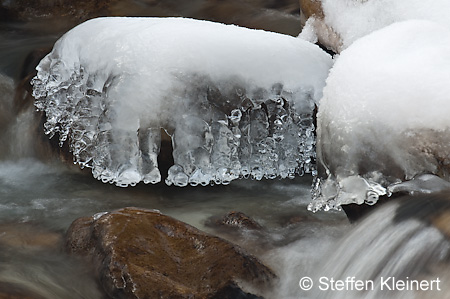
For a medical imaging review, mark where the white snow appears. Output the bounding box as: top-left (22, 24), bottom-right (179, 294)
top-left (298, 17), bottom-right (319, 44)
top-left (32, 17), bottom-right (332, 187)
top-left (303, 0), bottom-right (450, 50)
top-left (310, 20), bottom-right (450, 211)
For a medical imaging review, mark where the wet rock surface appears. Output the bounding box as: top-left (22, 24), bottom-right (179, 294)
top-left (299, 0), bottom-right (324, 21)
top-left (206, 211), bottom-right (263, 231)
top-left (205, 210), bottom-right (326, 254)
top-left (65, 207), bottom-right (276, 298)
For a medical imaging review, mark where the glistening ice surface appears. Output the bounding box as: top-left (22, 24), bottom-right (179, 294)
top-left (32, 17), bottom-right (333, 187)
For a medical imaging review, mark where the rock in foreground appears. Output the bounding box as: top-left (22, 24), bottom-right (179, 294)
top-left (65, 207), bottom-right (276, 298)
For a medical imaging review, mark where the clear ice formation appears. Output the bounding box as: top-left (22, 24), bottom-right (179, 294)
top-left (31, 17), bottom-right (333, 187)
top-left (309, 20), bottom-right (450, 212)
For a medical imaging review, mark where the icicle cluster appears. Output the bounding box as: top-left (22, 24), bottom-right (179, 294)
top-left (33, 67), bottom-right (317, 187)
top-left (31, 17), bottom-right (333, 187)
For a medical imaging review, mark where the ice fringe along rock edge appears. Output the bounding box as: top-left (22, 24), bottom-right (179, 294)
top-left (308, 20), bottom-right (450, 212)
top-left (31, 17), bottom-right (333, 187)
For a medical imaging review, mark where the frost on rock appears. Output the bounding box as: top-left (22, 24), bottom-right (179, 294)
top-left (31, 17), bottom-right (333, 187)
top-left (309, 20), bottom-right (450, 212)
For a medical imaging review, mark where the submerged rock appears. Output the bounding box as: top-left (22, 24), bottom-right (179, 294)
top-left (65, 207), bottom-right (276, 298)
top-left (0, 222), bottom-right (62, 251)
top-left (206, 211), bottom-right (263, 231)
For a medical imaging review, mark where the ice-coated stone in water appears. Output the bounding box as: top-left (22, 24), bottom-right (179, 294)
top-left (388, 174), bottom-right (450, 195)
top-left (310, 20), bottom-right (450, 212)
top-left (31, 17), bottom-right (333, 187)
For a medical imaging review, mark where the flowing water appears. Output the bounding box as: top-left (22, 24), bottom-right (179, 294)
top-left (1, 1), bottom-right (450, 298)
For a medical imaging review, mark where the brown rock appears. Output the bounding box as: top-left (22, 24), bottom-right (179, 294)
top-left (299, 0), bottom-right (324, 20)
top-left (65, 208), bottom-right (276, 298)
top-left (285, 215), bottom-right (305, 226)
top-left (299, 0), bottom-right (343, 53)
top-left (206, 211), bottom-right (263, 231)
top-left (432, 210), bottom-right (450, 238)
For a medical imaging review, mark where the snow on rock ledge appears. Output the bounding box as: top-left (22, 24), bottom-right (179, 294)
top-left (300, 0), bottom-right (450, 52)
top-left (32, 17), bottom-right (333, 187)
top-left (310, 20), bottom-right (450, 212)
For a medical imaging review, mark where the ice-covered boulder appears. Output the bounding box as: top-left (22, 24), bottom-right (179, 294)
top-left (299, 0), bottom-right (450, 52)
top-left (310, 20), bottom-right (450, 211)
top-left (32, 17), bottom-right (333, 187)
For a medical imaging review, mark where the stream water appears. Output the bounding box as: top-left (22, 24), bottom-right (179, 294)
top-left (1, 1), bottom-right (449, 298)
top-left (0, 158), bottom-right (347, 298)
